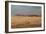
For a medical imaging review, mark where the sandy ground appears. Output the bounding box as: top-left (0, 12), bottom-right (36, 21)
top-left (11, 16), bottom-right (41, 28)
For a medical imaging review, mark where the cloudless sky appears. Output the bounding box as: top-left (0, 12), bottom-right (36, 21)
top-left (11, 5), bottom-right (41, 16)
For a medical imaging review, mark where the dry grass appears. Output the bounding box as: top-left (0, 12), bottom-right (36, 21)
top-left (11, 16), bottom-right (41, 28)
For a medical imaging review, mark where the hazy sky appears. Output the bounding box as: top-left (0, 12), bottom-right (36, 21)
top-left (11, 5), bottom-right (41, 16)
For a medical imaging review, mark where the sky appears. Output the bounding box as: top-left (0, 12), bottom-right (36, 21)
top-left (11, 5), bottom-right (41, 16)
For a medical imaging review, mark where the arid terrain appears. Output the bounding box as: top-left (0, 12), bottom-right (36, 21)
top-left (11, 16), bottom-right (41, 28)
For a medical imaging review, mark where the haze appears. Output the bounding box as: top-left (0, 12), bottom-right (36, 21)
top-left (11, 5), bottom-right (41, 16)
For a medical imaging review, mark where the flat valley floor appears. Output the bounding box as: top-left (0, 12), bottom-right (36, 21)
top-left (11, 16), bottom-right (41, 28)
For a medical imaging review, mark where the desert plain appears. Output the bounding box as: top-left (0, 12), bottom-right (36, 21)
top-left (11, 16), bottom-right (41, 28)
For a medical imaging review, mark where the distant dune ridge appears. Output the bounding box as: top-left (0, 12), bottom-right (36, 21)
top-left (15, 14), bottom-right (41, 16)
top-left (11, 16), bottom-right (41, 28)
